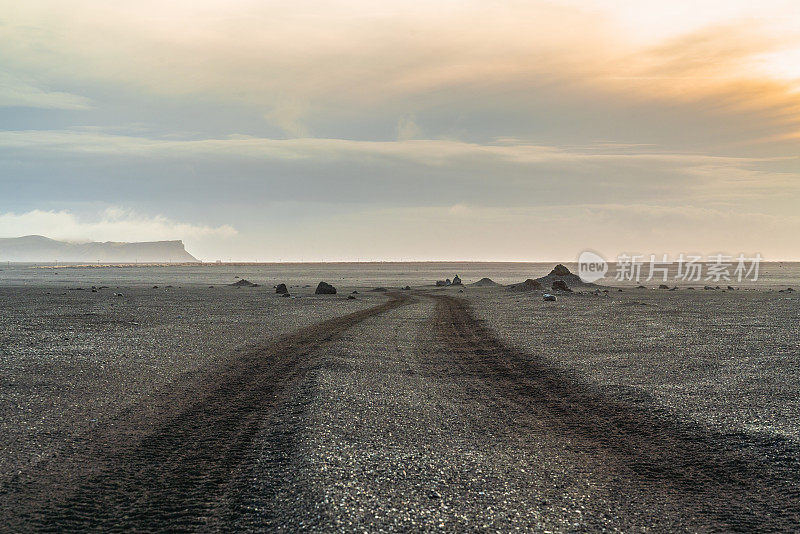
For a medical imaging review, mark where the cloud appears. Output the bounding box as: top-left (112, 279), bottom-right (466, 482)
top-left (265, 98), bottom-right (310, 137)
top-left (2, 129), bottom-right (796, 212)
top-left (2, 2), bottom-right (799, 150)
top-left (0, 73), bottom-right (92, 110)
top-left (0, 128), bottom-right (768, 166)
top-left (0, 207), bottom-right (237, 243)
top-left (396, 116), bottom-right (422, 141)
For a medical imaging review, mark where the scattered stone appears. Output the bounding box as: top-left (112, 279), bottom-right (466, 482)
top-left (315, 281), bottom-right (337, 295)
top-left (402, 285), bottom-right (411, 290)
top-left (281, 293), bottom-right (291, 298)
top-left (659, 284), bottom-right (669, 290)
top-left (458, 289), bottom-right (464, 293)
top-left (787, 287), bottom-right (794, 292)
top-left (435, 280), bottom-right (449, 287)
top-left (275, 283), bottom-right (288, 294)
top-left (372, 287), bottom-right (388, 292)
top-left (727, 285), bottom-right (735, 290)
top-left (347, 295), bottom-right (356, 300)
top-left (704, 286), bottom-right (716, 290)
top-left (617, 289), bottom-right (623, 292)
top-left (153, 285), bottom-right (159, 289)
top-left (669, 287), bottom-right (678, 291)
top-left (637, 285), bottom-right (646, 289)
top-left (552, 280), bottom-right (571, 292)
top-left (543, 293), bottom-right (557, 301)
top-left (452, 275), bottom-right (462, 285)
top-left (352, 290), bottom-right (359, 294)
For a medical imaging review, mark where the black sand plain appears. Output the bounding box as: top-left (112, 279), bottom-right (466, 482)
top-left (1, 279), bottom-right (798, 531)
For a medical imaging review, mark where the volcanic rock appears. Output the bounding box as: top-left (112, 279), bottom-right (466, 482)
top-left (507, 279), bottom-right (543, 292)
top-left (315, 281), bottom-right (337, 295)
top-left (550, 264), bottom-right (571, 277)
top-left (231, 279), bottom-right (258, 287)
top-left (552, 280), bottom-right (571, 292)
top-left (471, 277), bottom-right (500, 287)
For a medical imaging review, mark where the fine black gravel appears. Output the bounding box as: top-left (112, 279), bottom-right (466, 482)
top-left (1, 286), bottom-right (798, 531)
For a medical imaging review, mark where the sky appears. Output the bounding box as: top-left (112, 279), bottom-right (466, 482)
top-left (1, 0), bottom-right (799, 261)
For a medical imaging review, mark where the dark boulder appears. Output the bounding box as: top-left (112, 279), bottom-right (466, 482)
top-left (347, 295), bottom-right (356, 300)
top-left (315, 281), bottom-right (337, 295)
top-left (275, 283), bottom-right (288, 294)
top-left (552, 280), bottom-right (571, 292)
top-left (281, 293), bottom-right (291, 298)
top-left (543, 294), bottom-right (557, 301)
top-left (658, 284), bottom-right (669, 290)
top-left (435, 280), bottom-right (449, 287)
top-left (452, 275), bottom-right (462, 285)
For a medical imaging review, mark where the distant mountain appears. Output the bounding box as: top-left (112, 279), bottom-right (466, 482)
top-left (0, 235), bottom-right (199, 263)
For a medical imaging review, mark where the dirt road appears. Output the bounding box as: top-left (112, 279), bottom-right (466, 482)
top-left (2, 292), bottom-right (798, 531)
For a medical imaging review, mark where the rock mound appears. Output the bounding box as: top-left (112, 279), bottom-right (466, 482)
top-left (531, 264), bottom-right (598, 291)
top-left (315, 281), bottom-right (337, 295)
top-left (507, 279), bottom-right (543, 291)
top-left (231, 279), bottom-right (259, 287)
top-left (471, 277), bottom-right (500, 287)
top-left (452, 275), bottom-right (462, 286)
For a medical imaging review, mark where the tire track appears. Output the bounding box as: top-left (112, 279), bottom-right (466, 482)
top-left (430, 293), bottom-right (800, 532)
top-left (3, 294), bottom-right (411, 533)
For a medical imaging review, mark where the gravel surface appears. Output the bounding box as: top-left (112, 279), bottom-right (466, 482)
top-left (1, 284), bottom-right (799, 531)
top-left (0, 286), bottom-right (379, 490)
